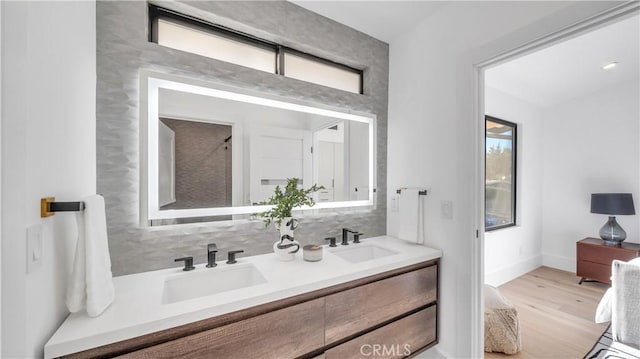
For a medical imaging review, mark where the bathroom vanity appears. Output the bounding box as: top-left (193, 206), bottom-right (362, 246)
top-left (45, 236), bottom-right (441, 358)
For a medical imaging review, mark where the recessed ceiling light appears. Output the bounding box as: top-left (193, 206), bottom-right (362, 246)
top-left (602, 62), bottom-right (618, 70)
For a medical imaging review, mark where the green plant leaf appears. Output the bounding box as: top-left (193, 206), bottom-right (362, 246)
top-left (258, 178), bottom-right (325, 227)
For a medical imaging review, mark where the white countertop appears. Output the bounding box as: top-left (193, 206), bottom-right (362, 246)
top-left (44, 236), bottom-right (441, 358)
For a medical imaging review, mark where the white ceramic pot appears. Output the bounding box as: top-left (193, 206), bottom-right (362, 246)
top-left (273, 239), bottom-right (300, 261)
top-left (277, 217), bottom-right (298, 239)
top-left (274, 217), bottom-right (300, 261)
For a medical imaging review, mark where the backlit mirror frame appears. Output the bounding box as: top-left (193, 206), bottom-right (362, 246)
top-left (141, 73), bottom-right (376, 224)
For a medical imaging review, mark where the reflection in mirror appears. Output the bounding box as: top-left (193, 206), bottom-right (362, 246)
top-left (159, 118), bottom-right (232, 212)
top-left (144, 75), bottom-right (375, 225)
top-left (313, 121), bottom-right (370, 203)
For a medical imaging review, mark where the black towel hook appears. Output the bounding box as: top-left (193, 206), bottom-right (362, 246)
top-left (40, 197), bottom-right (85, 218)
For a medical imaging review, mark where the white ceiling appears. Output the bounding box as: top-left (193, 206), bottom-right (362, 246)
top-left (290, 2), bottom-right (638, 108)
top-left (291, 1), bottom-right (448, 43)
top-left (486, 14), bottom-right (640, 108)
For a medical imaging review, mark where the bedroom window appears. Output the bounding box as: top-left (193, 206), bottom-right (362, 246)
top-left (148, 5), bottom-right (363, 94)
top-left (485, 116), bottom-right (517, 231)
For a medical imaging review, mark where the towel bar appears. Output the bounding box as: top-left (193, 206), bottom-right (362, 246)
top-left (41, 197), bottom-right (85, 218)
top-left (396, 188), bottom-right (429, 196)
top-left (354, 187), bottom-right (377, 192)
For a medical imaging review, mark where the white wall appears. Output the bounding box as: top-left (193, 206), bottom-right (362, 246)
top-left (0, 0), bottom-right (3, 354)
top-left (542, 80), bottom-right (640, 272)
top-left (0, 3), bottom-right (4, 355)
top-left (1, 2), bottom-right (96, 358)
top-left (483, 86), bottom-right (544, 286)
top-left (387, 2), bottom-right (625, 357)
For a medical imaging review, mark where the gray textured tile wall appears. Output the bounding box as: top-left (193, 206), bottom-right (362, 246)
top-left (97, 0), bottom-right (389, 276)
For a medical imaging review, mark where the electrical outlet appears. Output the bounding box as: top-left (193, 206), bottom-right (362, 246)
top-left (27, 224), bottom-right (43, 274)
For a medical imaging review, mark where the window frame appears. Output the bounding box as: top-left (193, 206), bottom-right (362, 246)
top-left (148, 4), bottom-right (364, 94)
top-left (281, 48), bottom-right (364, 94)
top-left (148, 5), bottom-right (279, 73)
top-left (485, 115), bottom-right (517, 232)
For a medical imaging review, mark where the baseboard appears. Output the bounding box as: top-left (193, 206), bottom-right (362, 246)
top-left (542, 253), bottom-right (575, 273)
top-left (413, 346), bottom-right (449, 359)
top-left (484, 254), bottom-right (542, 287)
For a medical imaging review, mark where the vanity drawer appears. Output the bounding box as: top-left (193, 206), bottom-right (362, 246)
top-left (325, 305), bottom-right (437, 359)
top-left (325, 264), bottom-right (437, 344)
top-left (119, 298), bottom-right (325, 359)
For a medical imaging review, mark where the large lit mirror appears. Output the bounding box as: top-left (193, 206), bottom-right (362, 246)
top-left (142, 75), bottom-right (375, 225)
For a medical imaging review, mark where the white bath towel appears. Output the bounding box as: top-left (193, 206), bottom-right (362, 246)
top-left (397, 189), bottom-right (426, 245)
top-left (65, 195), bottom-right (115, 317)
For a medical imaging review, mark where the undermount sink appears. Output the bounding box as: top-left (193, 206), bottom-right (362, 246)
top-left (331, 244), bottom-right (398, 263)
top-left (162, 264), bottom-right (267, 304)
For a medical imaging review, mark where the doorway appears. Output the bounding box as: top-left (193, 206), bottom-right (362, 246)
top-left (476, 4), bottom-right (639, 357)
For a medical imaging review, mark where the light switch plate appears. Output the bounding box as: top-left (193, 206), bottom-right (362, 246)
top-left (441, 200), bottom-right (453, 220)
top-left (27, 224), bottom-right (43, 274)
top-left (391, 195), bottom-right (399, 212)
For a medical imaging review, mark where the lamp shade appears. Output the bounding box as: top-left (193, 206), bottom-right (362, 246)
top-left (590, 193), bottom-right (636, 215)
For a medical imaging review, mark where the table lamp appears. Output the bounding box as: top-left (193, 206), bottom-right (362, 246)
top-left (590, 193), bottom-right (636, 246)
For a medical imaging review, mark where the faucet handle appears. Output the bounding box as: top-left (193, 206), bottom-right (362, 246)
top-left (207, 243), bottom-right (218, 268)
top-left (175, 257), bottom-right (195, 271)
top-left (325, 237), bottom-right (337, 247)
top-left (353, 233), bottom-right (364, 243)
top-left (227, 250), bottom-right (244, 264)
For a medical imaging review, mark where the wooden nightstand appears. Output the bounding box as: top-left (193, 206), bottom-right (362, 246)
top-left (576, 237), bottom-right (640, 284)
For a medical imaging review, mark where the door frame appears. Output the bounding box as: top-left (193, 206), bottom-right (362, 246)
top-left (0, 1), bottom-right (3, 353)
top-left (471, 2), bottom-right (639, 355)
top-left (312, 120), bottom-right (349, 202)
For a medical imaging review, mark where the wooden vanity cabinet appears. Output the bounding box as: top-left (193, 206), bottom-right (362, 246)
top-left (325, 306), bottom-right (437, 359)
top-left (325, 265), bottom-right (437, 344)
top-left (61, 259), bottom-right (439, 359)
top-left (119, 298), bottom-right (326, 359)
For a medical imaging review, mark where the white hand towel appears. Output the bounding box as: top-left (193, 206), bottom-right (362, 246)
top-left (66, 195), bottom-right (115, 317)
top-left (397, 189), bottom-right (426, 245)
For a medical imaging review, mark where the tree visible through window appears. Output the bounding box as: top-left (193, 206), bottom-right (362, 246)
top-left (485, 116), bottom-right (516, 231)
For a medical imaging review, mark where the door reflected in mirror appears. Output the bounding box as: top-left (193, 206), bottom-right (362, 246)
top-left (144, 75), bottom-right (375, 225)
top-left (314, 121), bottom-right (370, 203)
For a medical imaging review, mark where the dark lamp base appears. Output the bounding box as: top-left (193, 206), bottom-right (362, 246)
top-left (602, 240), bottom-right (623, 247)
top-left (599, 216), bottom-right (626, 245)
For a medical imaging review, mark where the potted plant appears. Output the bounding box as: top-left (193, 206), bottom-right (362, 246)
top-left (259, 178), bottom-right (323, 261)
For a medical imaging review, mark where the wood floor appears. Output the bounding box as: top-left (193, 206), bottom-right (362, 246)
top-left (485, 266), bottom-right (609, 359)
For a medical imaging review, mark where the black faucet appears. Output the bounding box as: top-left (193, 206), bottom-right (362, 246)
top-left (174, 257), bottom-right (195, 271)
top-left (227, 250), bottom-right (244, 264)
top-left (353, 232), bottom-right (364, 244)
top-left (206, 243), bottom-right (218, 268)
top-left (342, 228), bottom-right (358, 245)
top-left (325, 237), bottom-right (337, 247)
